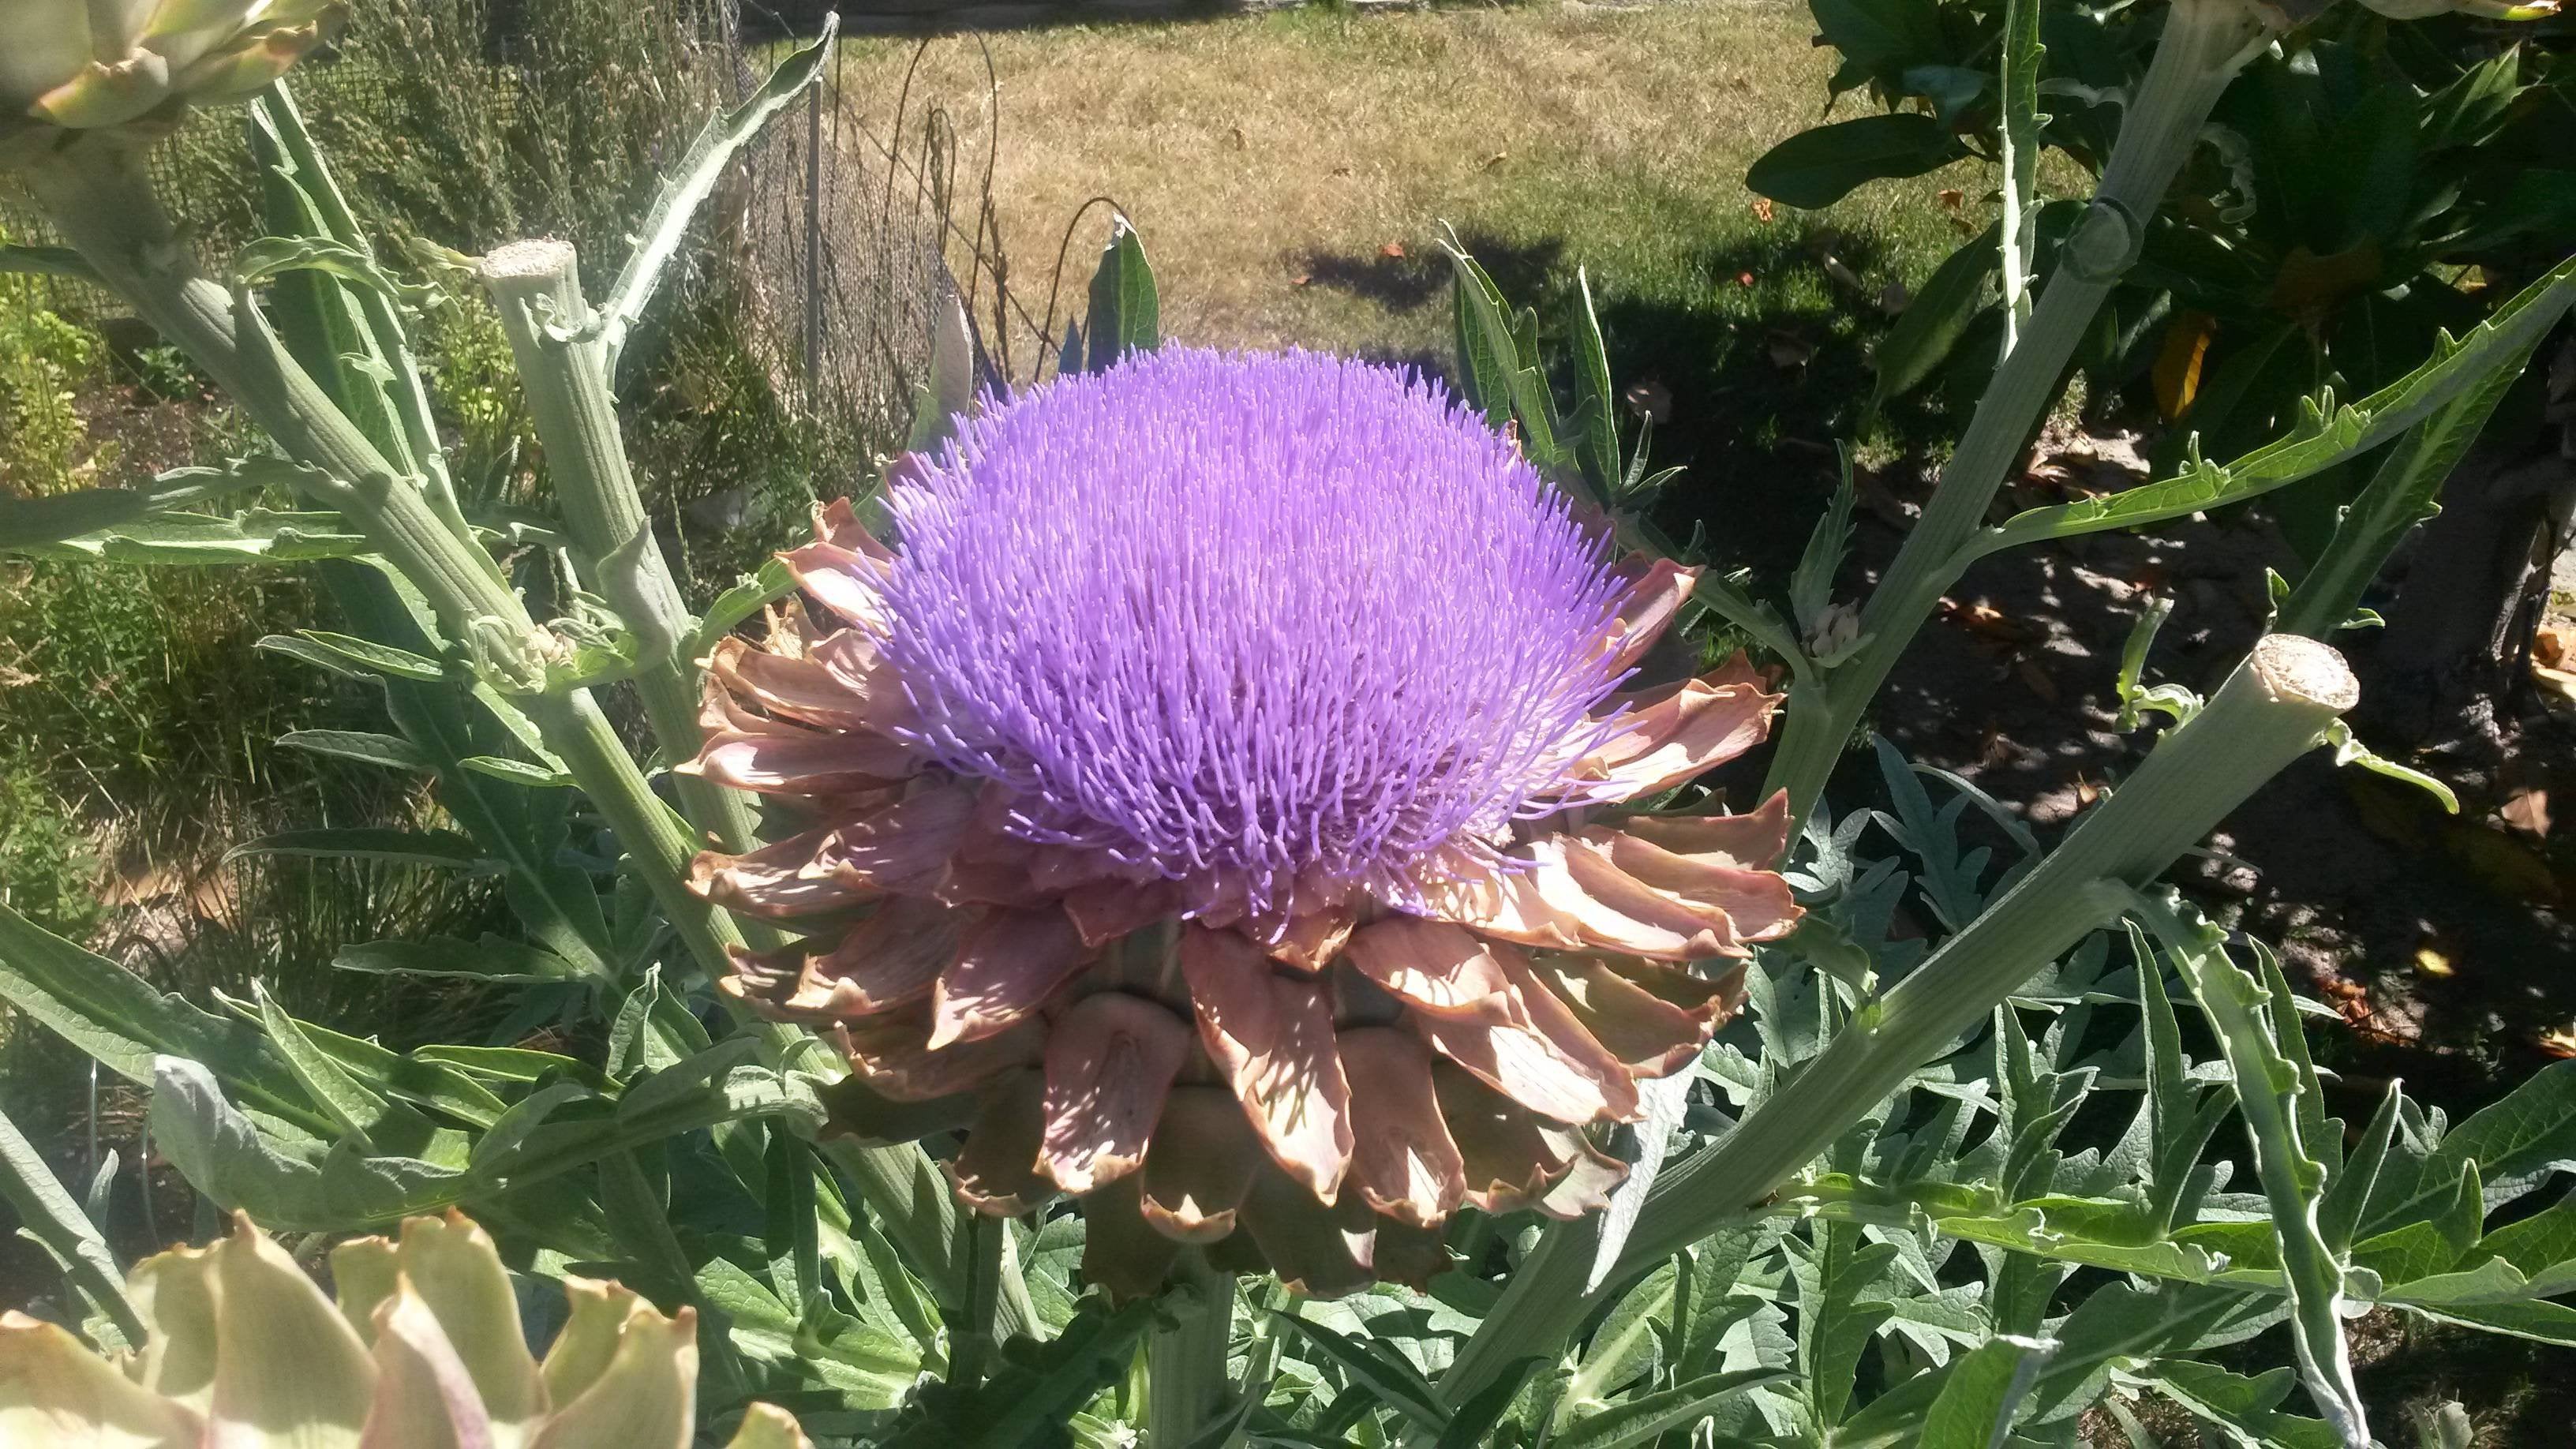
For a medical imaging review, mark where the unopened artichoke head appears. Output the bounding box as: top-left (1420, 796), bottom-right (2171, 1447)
top-left (0, 0), bottom-right (343, 146)
top-left (0, 1210), bottom-right (811, 1449)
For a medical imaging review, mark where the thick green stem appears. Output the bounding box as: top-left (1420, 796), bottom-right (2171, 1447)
top-left (1759, 0), bottom-right (2276, 826)
top-left (522, 691), bottom-right (745, 973)
top-left (1148, 1264), bottom-right (1238, 1447)
top-left (25, 144), bottom-right (751, 990)
top-left (474, 240), bottom-right (768, 861)
top-left (1440, 635), bottom-right (2358, 1409)
top-left (22, 144), bottom-right (522, 638)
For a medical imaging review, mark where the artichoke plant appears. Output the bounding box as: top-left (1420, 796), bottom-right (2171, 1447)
top-left (0, 1210), bottom-right (811, 1448)
top-left (687, 346), bottom-right (1799, 1299)
top-left (0, 0), bottom-right (342, 152)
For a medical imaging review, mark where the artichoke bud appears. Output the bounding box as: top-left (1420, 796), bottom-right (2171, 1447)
top-left (0, 1209), bottom-right (813, 1447)
top-left (1, 0), bottom-right (346, 160)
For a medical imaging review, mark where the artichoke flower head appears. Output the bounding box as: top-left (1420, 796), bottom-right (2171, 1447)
top-left (0, 1209), bottom-right (811, 1449)
top-left (0, 0), bottom-right (343, 156)
top-left (691, 348), bottom-right (1803, 1298)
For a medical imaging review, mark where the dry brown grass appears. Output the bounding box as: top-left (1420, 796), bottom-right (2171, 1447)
top-left (829, 0), bottom-right (1971, 365)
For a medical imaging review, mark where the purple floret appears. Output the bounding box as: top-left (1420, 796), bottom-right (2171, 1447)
top-left (878, 347), bottom-right (1630, 918)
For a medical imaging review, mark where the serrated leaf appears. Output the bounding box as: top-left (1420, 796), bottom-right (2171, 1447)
top-left (21, 507), bottom-right (371, 565)
top-left (882, 1301), bottom-right (1157, 1447)
top-left (268, 629), bottom-right (447, 681)
top-left (599, 17), bottom-right (840, 374)
top-left (2141, 1359), bottom-right (2343, 1449)
top-left (457, 754), bottom-right (575, 788)
top-left (0, 900), bottom-right (330, 1136)
top-left (2148, 896), bottom-right (2369, 1447)
top-left (278, 729), bottom-right (439, 773)
top-left (1569, 268), bottom-right (1623, 500)
top-left (1269, 1308), bottom-right (1450, 1434)
top-left (680, 556), bottom-right (796, 665)
top-left (1978, 256), bottom-right (2576, 559)
top-left (1920, 1333), bottom-right (2057, 1449)
top-left (2276, 323), bottom-right (2534, 640)
top-left (1551, 1367), bottom-right (1786, 1449)
top-left (0, 488), bottom-right (150, 551)
top-left (334, 935), bottom-right (586, 984)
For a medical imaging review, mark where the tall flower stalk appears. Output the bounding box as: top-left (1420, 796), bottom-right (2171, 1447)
top-left (1756, 0), bottom-right (2281, 827)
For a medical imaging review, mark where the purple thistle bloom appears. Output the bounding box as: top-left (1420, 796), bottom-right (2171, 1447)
top-left (685, 345), bottom-right (1797, 1298)
top-left (880, 348), bottom-right (1633, 920)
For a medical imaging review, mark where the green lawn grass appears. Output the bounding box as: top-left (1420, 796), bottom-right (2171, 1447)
top-left (835, 0), bottom-right (1991, 567)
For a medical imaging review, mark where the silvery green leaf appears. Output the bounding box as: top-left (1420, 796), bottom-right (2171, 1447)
top-left (457, 754), bottom-right (575, 788)
top-left (1550, 1368), bottom-right (1787, 1449)
top-left (1919, 1333), bottom-right (2057, 1449)
top-left (697, 1256), bottom-right (919, 1405)
top-left (278, 728), bottom-right (439, 773)
top-left (2133, 1359), bottom-right (2341, 1449)
top-left (2147, 896), bottom-right (2369, 1447)
top-left (1995, 0), bottom-right (2044, 358)
top-left (2322, 720), bottom-right (2459, 814)
top-left (249, 982), bottom-right (454, 1165)
top-left (1785, 1233), bottom-right (1897, 1426)
top-left (598, 15), bottom-right (841, 373)
top-left (908, 291), bottom-right (979, 454)
top-left (2360, 1060), bottom-right (2576, 1234)
top-left (1566, 1259), bottom-right (1676, 1407)
top-left (1588, 1072), bottom-right (1692, 1293)
top-left (148, 1054), bottom-right (333, 1226)
top-left (268, 627), bottom-right (447, 681)
top-left (234, 234), bottom-right (432, 309)
top-left (0, 901), bottom-right (333, 1136)
top-left (1567, 268), bottom-right (1623, 502)
top-left (0, 1103), bottom-right (140, 1349)
top-left (23, 507), bottom-right (370, 565)
top-left (335, 935), bottom-right (586, 985)
top-left (1977, 255), bottom-right (2576, 557)
top-left (1267, 1309), bottom-right (1449, 1434)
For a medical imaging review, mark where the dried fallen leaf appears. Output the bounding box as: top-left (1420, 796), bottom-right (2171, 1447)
top-left (1291, 273), bottom-right (1312, 287)
top-left (1380, 242), bottom-right (1406, 259)
top-left (2502, 785), bottom-right (2552, 838)
top-left (1751, 197), bottom-right (1776, 223)
top-left (1481, 151), bottom-right (1508, 170)
top-left (1938, 188), bottom-right (1965, 213)
top-left (2448, 825), bottom-right (2564, 906)
top-left (2413, 942), bottom-right (2454, 979)
top-left (2015, 658), bottom-right (2061, 704)
top-left (1938, 597), bottom-right (2038, 643)
top-left (1736, 271), bottom-right (1756, 288)
top-left (2533, 623), bottom-right (2576, 702)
